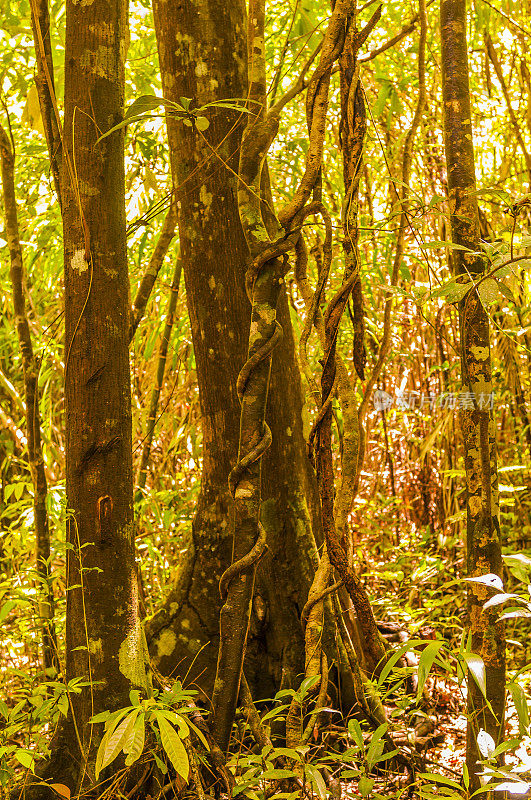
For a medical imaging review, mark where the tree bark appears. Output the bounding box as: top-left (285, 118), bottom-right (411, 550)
top-left (148, 0), bottom-right (321, 703)
top-left (440, 0), bottom-right (505, 790)
top-left (26, 0), bottom-right (150, 792)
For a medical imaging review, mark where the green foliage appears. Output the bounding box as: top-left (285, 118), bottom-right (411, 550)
top-left (91, 683), bottom-right (205, 782)
top-left (96, 94), bottom-right (251, 143)
top-left (0, 675), bottom-right (88, 787)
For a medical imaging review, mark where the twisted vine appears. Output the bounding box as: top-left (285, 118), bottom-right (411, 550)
top-left (211, 0), bottom-right (353, 753)
top-left (293, 5), bottom-right (391, 676)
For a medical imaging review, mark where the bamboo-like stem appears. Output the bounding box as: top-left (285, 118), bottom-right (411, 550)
top-left (29, 0), bottom-right (62, 206)
top-left (0, 123), bottom-right (57, 672)
top-left (484, 32), bottom-right (531, 187)
top-left (136, 254), bottom-right (182, 493)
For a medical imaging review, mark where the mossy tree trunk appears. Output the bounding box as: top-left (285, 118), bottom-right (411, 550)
top-left (440, 0), bottom-right (505, 790)
top-left (149, 0), bottom-right (321, 702)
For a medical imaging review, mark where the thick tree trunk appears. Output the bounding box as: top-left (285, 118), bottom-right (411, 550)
top-left (148, 0), bottom-right (321, 700)
top-left (440, 0), bottom-right (505, 790)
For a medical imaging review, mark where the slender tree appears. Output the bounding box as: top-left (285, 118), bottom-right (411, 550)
top-left (23, 0), bottom-right (149, 793)
top-left (136, 253), bottom-right (182, 494)
top-left (440, 0), bottom-right (505, 789)
top-left (0, 123), bottom-right (57, 672)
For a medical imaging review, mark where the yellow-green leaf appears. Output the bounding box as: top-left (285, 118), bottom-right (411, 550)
top-left (96, 710), bottom-right (138, 778)
top-left (124, 713), bottom-right (145, 766)
top-left (156, 713), bottom-right (189, 782)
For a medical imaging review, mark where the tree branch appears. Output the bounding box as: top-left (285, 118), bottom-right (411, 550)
top-left (130, 202), bottom-right (178, 341)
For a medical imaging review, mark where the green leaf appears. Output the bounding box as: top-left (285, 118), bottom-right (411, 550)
top-left (377, 639), bottom-right (424, 686)
top-left (498, 282), bottom-right (516, 303)
top-left (431, 279), bottom-right (473, 303)
top-left (0, 600), bottom-right (17, 624)
top-left (373, 81), bottom-right (392, 117)
top-left (478, 277), bottom-right (500, 305)
top-left (58, 695), bottom-right (69, 717)
top-left (358, 775), bottom-right (375, 797)
top-left (94, 730), bottom-right (110, 779)
top-left (194, 116), bottom-right (210, 131)
top-left (89, 710), bottom-right (111, 724)
top-left (260, 769), bottom-right (297, 779)
top-left (14, 750), bottom-right (35, 771)
top-left (423, 240), bottom-right (474, 251)
top-left (297, 674), bottom-right (321, 699)
top-left (340, 769), bottom-right (362, 778)
top-left (416, 641), bottom-right (445, 703)
top-left (96, 711), bottom-right (138, 778)
top-left (462, 652), bottom-right (487, 700)
top-left (156, 713), bottom-right (189, 782)
top-left (372, 748), bottom-right (399, 763)
top-left (511, 681), bottom-right (531, 736)
top-left (124, 713), bottom-right (145, 766)
top-left (153, 708), bottom-right (190, 739)
top-left (493, 737), bottom-right (521, 758)
top-left (200, 98), bottom-right (252, 114)
top-left (503, 554), bottom-right (531, 582)
top-left (125, 94), bottom-right (166, 119)
top-left (266, 747), bottom-right (301, 760)
top-left (96, 112), bottom-right (161, 143)
top-left (186, 718), bottom-right (210, 751)
top-left (129, 690), bottom-right (141, 707)
top-left (366, 725), bottom-right (387, 769)
top-left (102, 707), bottom-right (132, 731)
top-left (232, 780), bottom-right (259, 796)
top-left (261, 704), bottom-right (291, 722)
top-left (304, 764), bottom-right (326, 799)
top-left (154, 753), bottom-right (168, 774)
top-left (348, 718), bottom-right (364, 749)
top-left (419, 772), bottom-right (462, 791)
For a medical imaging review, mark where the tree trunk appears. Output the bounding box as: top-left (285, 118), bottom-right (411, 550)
top-left (22, 0), bottom-right (150, 793)
top-left (440, 0), bottom-right (505, 790)
top-left (148, 0), bottom-right (321, 701)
